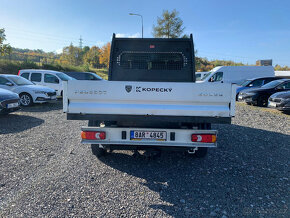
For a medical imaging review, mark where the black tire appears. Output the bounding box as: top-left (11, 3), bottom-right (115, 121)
top-left (194, 147), bottom-right (208, 158)
top-left (19, 93), bottom-right (33, 106)
top-left (257, 96), bottom-right (268, 107)
top-left (91, 144), bottom-right (107, 157)
top-left (0, 112), bottom-right (10, 115)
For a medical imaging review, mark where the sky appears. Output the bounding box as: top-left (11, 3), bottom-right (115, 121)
top-left (1, 0), bottom-right (290, 66)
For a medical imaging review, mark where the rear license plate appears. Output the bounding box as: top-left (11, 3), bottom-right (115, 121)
top-left (7, 102), bottom-right (19, 108)
top-left (130, 130), bottom-right (167, 141)
top-left (269, 102), bottom-right (276, 107)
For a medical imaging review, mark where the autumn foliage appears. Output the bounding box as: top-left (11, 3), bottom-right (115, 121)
top-left (99, 43), bottom-right (111, 68)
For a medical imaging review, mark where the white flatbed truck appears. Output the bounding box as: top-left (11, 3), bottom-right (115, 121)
top-left (63, 34), bottom-right (236, 158)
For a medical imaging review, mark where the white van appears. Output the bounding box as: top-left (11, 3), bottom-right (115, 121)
top-left (198, 66), bottom-right (275, 84)
top-left (18, 69), bottom-right (74, 97)
top-left (275, 71), bottom-right (290, 79)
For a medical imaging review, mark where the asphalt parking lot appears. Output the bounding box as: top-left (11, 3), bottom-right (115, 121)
top-left (0, 102), bottom-right (289, 217)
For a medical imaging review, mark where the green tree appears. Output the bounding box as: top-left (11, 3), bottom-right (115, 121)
top-left (60, 43), bottom-right (82, 65)
top-left (0, 28), bottom-right (12, 56)
top-left (153, 9), bottom-right (185, 38)
top-left (82, 46), bottom-right (90, 57)
top-left (83, 46), bottom-right (101, 67)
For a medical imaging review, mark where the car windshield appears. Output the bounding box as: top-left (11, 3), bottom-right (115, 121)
top-left (89, 73), bottom-right (102, 80)
top-left (7, 76), bottom-right (34, 85)
top-left (261, 80), bottom-right (282, 89)
top-left (239, 80), bottom-right (252, 87)
top-left (200, 72), bottom-right (211, 81)
top-left (56, 73), bottom-right (74, 81)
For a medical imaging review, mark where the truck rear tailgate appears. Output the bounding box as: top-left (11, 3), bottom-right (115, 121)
top-left (63, 80), bottom-right (236, 118)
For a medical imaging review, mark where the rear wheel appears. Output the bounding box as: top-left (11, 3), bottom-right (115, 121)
top-left (194, 147), bottom-right (208, 158)
top-left (91, 144), bottom-right (107, 157)
top-left (0, 111), bottom-right (10, 115)
top-left (88, 120), bottom-right (107, 158)
top-left (19, 93), bottom-right (33, 106)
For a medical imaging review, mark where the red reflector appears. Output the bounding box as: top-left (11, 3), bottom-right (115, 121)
top-left (191, 134), bottom-right (216, 143)
top-left (81, 131), bottom-right (106, 140)
top-left (150, 44), bottom-right (155, 48)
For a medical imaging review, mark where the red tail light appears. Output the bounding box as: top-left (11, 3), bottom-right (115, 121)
top-left (81, 131), bottom-right (106, 140)
top-left (191, 134), bottom-right (216, 143)
top-left (18, 70), bottom-right (20, 75)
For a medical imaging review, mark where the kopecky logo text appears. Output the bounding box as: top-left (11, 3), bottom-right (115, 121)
top-left (125, 85), bottom-right (173, 93)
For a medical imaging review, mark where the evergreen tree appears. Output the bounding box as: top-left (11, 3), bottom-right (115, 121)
top-left (153, 9), bottom-right (185, 38)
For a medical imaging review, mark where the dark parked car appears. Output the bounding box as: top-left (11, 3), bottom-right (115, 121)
top-left (236, 77), bottom-right (282, 99)
top-left (238, 79), bottom-right (290, 106)
top-left (63, 72), bottom-right (103, 81)
top-left (268, 91), bottom-right (290, 112)
top-left (0, 88), bottom-right (20, 115)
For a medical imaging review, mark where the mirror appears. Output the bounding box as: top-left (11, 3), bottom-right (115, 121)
top-left (5, 82), bottom-right (13, 86)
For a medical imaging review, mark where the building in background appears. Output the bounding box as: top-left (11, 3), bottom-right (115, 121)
top-left (256, 59), bottom-right (272, 66)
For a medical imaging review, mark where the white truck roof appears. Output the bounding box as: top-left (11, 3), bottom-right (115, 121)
top-left (200, 66), bottom-right (274, 84)
top-left (20, 69), bottom-right (63, 74)
top-left (275, 71), bottom-right (290, 78)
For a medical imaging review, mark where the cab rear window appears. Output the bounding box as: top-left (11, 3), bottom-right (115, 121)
top-left (118, 52), bottom-right (185, 71)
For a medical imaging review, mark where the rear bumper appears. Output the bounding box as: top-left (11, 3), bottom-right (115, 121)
top-left (0, 99), bottom-right (20, 114)
top-left (81, 127), bottom-right (217, 148)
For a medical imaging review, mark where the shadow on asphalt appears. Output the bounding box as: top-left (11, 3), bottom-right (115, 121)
top-left (0, 114), bottom-right (44, 134)
top-left (21, 101), bottom-right (63, 113)
top-left (98, 124), bottom-right (289, 217)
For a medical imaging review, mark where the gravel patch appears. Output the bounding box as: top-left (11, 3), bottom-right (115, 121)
top-left (0, 102), bottom-right (289, 217)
